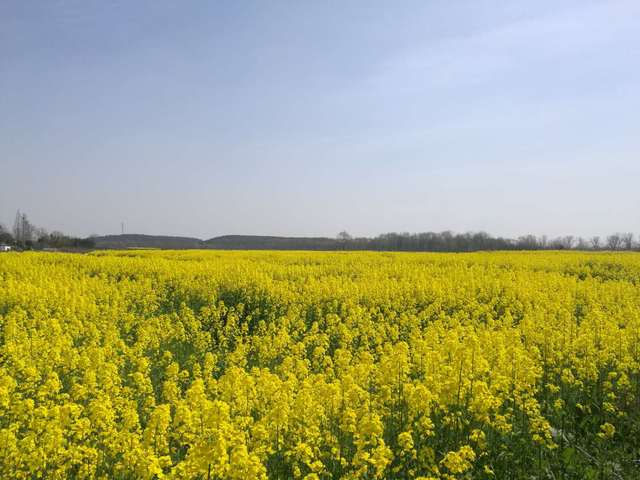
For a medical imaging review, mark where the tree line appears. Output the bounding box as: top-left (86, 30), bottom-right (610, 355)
top-left (1, 210), bottom-right (637, 252)
top-left (333, 230), bottom-right (638, 252)
top-left (202, 232), bottom-right (640, 252)
top-left (0, 210), bottom-right (95, 250)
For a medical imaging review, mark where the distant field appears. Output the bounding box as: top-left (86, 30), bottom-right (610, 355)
top-left (1, 250), bottom-right (639, 479)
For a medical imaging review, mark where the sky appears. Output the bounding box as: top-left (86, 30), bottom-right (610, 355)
top-left (1, 0), bottom-right (639, 240)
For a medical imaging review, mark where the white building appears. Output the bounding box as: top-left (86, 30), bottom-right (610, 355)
top-left (0, 245), bottom-right (12, 252)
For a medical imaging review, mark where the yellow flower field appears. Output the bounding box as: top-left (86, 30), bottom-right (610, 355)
top-left (1, 250), bottom-right (639, 479)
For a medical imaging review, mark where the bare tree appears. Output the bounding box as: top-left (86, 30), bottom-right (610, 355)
top-left (576, 237), bottom-right (589, 250)
top-left (607, 234), bottom-right (622, 251)
top-left (540, 235), bottom-right (548, 249)
top-left (621, 232), bottom-right (634, 250)
top-left (23, 215), bottom-right (33, 244)
top-left (12, 210), bottom-right (35, 246)
top-left (337, 231), bottom-right (352, 241)
top-left (516, 235), bottom-right (539, 250)
top-left (590, 236), bottom-right (601, 249)
top-left (13, 210), bottom-right (22, 244)
top-left (559, 235), bottom-right (575, 250)
top-left (34, 227), bottom-right (48, 243)
top-left (0, 223), bottom-right (13, 245)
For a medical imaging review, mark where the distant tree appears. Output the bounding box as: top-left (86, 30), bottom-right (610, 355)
top-left (12, 211), bottom-right (22, 244)
top-left (516, 235), bottom-right (539, 250)
top-left (539, 235), bottom-right (548, 249)
top-left (0, 223), bottom-right (14, 245)
top-left (590, 236), bottom-right (601, 249)
top-left (548, 238), bottom-right (562, 249)
top-left (551, 236), bottom-right (575, 250)
top-left (607, 234), bottom-right (622, 250)
top-left (621, 233), bottom-right (634, 250)
top-left (35, 227), bottom-right (48, 243)
top-left (336, 231), bottom-right (352, 250)
top-left (470, 231), bottom-right (490, 250)
top-left (13, 210), bottom-right (34, 246)
top-left (575, 237), bottom-right (589, 250)
top-left (47, 231), bottom-right (66, 247)
top-left (561, 236), bottom-right (575, 250)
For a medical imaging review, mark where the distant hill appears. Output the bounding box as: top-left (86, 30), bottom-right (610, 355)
top-left (204, 235), bottom-right (341, 250)
top-left (92, 234), bottom-right (346, 251)
top-left (92, 234), bottom-right (204, 249)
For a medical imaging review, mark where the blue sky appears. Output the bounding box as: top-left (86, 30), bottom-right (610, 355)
top-left (1, 0), bottom-right (638, 239)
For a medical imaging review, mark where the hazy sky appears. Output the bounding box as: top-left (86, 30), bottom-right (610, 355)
top-left (1, 1), bottom-right (639, 239)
